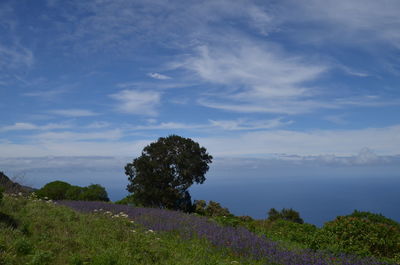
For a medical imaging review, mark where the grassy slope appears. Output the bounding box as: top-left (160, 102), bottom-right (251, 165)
top-left (0, 194), bottom-right (266, 265)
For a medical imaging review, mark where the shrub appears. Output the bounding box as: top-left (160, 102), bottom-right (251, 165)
top-left (79, 184), bottom-right (109, 202)
top-left (36, 181), bottom-right (109, 201)
top-left (14, 238), bottom-right (33, 255)
top-left (310, 213), bottom-right (400, 258)
top-left (349, 210), bottom-right (400, 228)
top-left (205, 201), bottom-right (231, 217)
top-left (263, 219), bottom-right (317, 245)
top-left (115, 194), bottom-right (136, 205)
top-left (267, 208), bottom-right (304, 224)
top-left (65, 185), bottom-right (84, 200)
top-left (36, 181), bottom-right (72, 200)
top-left (193, 200), bottom-right (231, 217)
top-left (0, 187), bottom-right (3, 204)
top-left (193, 200), bottom-right (207, 215)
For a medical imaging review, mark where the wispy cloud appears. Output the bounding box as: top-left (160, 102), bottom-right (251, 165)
top-left (147, 73), bottom-right (171, 80)
top-left (32, 129), bottom-right (123, 142)
top-left (110, 89), bottom-right (161, 116)
top-left (0, 44), bottom-right (34, 70)
top-left (181, 41), bottom-right (328, 114)
top-left (0, 122), bottom-right (71, 132)
top-left (128, 118), bottom-right (291, 131)
top-left (208, 118), bottom-right (292, 131)
top-left (51, 109), bottom-right (99, 117)
top-left (280, 0), bottom-right (400, 49)
top-left (1, 125), bottom-right (400, 158)
top-left (197, 125), bottom-right (400, 157)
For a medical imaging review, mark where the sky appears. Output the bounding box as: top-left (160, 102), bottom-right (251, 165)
top-left (1, 0), bottom-right (400, 210)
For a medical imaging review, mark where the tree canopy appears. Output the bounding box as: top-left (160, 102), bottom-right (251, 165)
top-left (268, 208), bottom-right (304, 224)
top-left (125, 135), bottom-right (213, 211)
top-left (36, 181), bottom-right (109, 202)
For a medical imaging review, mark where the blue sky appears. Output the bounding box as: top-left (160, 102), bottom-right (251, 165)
top-left (1, 0), bottom-right (400, 182)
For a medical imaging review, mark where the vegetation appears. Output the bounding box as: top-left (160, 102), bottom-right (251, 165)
top-left (267, 208), bottom-right (304, 224)
top-left (193, 200), bottom-right (232, 217)
top-left (0, 193), bottom-right (260, 265)
top-left (125, 135), bottom-right (212, 211)
top-left (1, 135), bottom-right (399, 264)
top-left (309, 212), bottom-right (400, 259)
top-left (0, 192), bottom-right (398, 264)
top-left (36, 181), bottom-right (109, 202)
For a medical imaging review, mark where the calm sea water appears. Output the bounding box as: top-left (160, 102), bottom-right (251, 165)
top-left (189, 175), bottom-right (400, 227)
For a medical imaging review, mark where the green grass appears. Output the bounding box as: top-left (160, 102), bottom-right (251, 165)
top-left (0, 194), bottom-right (265, 265)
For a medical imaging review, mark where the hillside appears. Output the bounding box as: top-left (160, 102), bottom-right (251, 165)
top-left (0, 171), bottom-right (36, 194)
top-left (0, 193), bottom-right (396, 265)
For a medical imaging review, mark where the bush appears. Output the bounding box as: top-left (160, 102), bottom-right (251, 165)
top-left (79, 184), bottom-right (109, 202)
top-left (262, 219), bottom-right (317, 245)
top-left (14, 238), bottom-right (33, 255)
top-left (36, 181), bottom-right (109, 201)
top-left (36, 181), bottom-right (72, 200)
top-left (0, 187), bottom-right (3, 204)
top-left (267, 208), bottom-right (304, 224)
top-left (349, 210), bottom-right (400, 228)
top-left (193, 200), bottom-right (231, 217)
top-left (115, 194), bottom-right (136, 205)
top-left (310, 213), bottom-right (400, 258)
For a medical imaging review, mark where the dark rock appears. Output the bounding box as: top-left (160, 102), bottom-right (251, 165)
top-left (0, 171), bottom-right (35, 194)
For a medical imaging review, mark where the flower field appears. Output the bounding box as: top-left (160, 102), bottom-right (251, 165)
top-left (58, 201), bottom-right (393, 265)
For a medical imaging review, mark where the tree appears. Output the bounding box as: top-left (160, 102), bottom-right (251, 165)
top-left (125, 135), bottom-right (213, 211)
top-left (80, 184), bottom-right (109, 202)
top-left (267, 208), bottom-right (304, 224)
top-left (36, 181), bottom-right (72, 200)
top-left (36, 181), bottom-right (109, 201)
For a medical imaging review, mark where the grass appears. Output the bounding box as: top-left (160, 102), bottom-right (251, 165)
top-left (0, 194), bottom-right (265, 265)
top-left (1, 194), bottom-right (396, 265)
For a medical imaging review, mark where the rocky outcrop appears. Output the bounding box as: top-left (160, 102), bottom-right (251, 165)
top-left (0, 171), bottom-right (35, 194)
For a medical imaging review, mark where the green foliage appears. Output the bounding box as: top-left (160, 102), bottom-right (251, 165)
top-left (125, 135), bottom-right (212, 211)
top-left (65, 185), bottom-right (84, 200)
top-left (79, 184), bottom-right (109, 202)
top-left (193, 200), bottom-right (231, 217)
top-left (310, 214), bottom-right (400, 259)
top-left (14, 238), bottom-right (33, 255)
top-left (0, 195), bottom-right (262, 265)
top-left (193, 199), bottom-right (207, 215)
top-left (256, 219), bottom-right (317, 246)
top-left (36, 181), bottom-right (109, 201)
top-left (0, 187), bottom-right (3, 204)
top-left (36, 181), bottom-right (72, 200)
top-left (114, 193), bottom-right (137, 205)
top-left (267, 208), bottom-right (304, 224)
top-left (349, 210), bottom-right (400, 228)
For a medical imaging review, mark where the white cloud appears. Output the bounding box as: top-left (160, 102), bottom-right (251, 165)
top-left (0, 122), bottom-right (71, 132)
top-left (208, 118), bottom-right (292, 131)
top-left (51, 109), bottom-right (99, 117)
top-left (50, 0), bottom-right (276, 53)
top-left (281, 0), bottom-right (400, 49)
top-left (147, 73), bottom-right (171, 80)
top-left (32, 130), bottom-right (123, 142)
top-left (0, 44), bottom-right (34, 70)
top-left (110, 89), bottom-right (161, 116)
top-left (182, 41), bottom-right (328, 114)
top-left (196, 125), bottom-right (400, 157)
top-left (1, 124), bottom-right (399, 158)
top-left (0, 139), bottom-right (150, 158)
top-left (85, 121), bottom-right (111, 129)
top-left (128, 118), bottom-right (290, 131)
